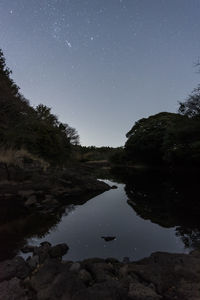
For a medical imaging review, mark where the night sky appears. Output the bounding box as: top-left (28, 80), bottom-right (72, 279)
top-left (0, 0), bottom-right (200, 146)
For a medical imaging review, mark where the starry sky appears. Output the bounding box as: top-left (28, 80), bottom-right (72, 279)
top-left (0, 0), bottom-right (200, 147)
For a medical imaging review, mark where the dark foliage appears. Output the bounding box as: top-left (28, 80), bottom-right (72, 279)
top-left (123, 91), bottom-right (200, 166)
top-left (178, 85), bottom-right (200, 117)
top-left (0, 49), bottom-right (79, 165)
top-left (124, 112), bottom-right (184, 165)
top-left (74, 145), bottom-right (122, 162)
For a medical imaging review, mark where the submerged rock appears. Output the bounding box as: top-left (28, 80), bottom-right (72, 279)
top-left (101, 236), bottom-right (116, 242)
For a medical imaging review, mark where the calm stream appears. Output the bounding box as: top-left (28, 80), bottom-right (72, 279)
top-left (1, 169), bottom-right (200, 262)
top-left (26, 180), bottom-right (188, 261)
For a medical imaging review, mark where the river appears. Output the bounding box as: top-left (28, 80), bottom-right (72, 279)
top-left (1, 168), bottom-right (200, 262)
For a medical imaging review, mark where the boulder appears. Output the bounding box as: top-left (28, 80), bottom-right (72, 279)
top-left (33, 243), bottom-right (51, 263)
top-left (0, 277), bottom-right (29, 300)
top-left (49, 243), bottom-right (69, 258)
top-left (128, 282), bottom-right (161, 300)
top-left (0, 257), bottom-right (30, 282)
top-left (69, 262), bottom-right (81, 272)
top-left (111, 185), bottom-right (118, 189)
top-left (21, 245), bottom-right (35, 253)
top-left (26, 255), bottom-right (39, 271)
top-left (78, 269), bottom-right (92, 284)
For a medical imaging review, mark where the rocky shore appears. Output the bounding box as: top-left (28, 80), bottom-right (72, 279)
top-left (0, 163), bottom-right (111, 219)
top-left (0, 241), bottom-right (200, 300)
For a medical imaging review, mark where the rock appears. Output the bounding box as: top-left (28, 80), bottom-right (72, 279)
top-left (40, 241), bottom-right (51, 247)
top-left (44, 194), bottom-right (54, 201)
top-left (128, 282), bottom-right (162, 300)
top-left (27, 255), bottom-right (39, 270)
top-left (0, 257), bottom-right (30, 282)
top-left (78, 269), bottom-right (92, 284)
top-left (1, 242), bottom-right (200, 300)
top-left (4, 193), bottom-right (13, 198)
top-left (30, 259), bottom-right (65, 291)
top-left (33, 243), bottom-right (51, 263)
top-left (0, 277), bottom-right (29, 300)
top-left (42, 195), bottom-right (59, 206)
top-left (73, 280), bottom-right (128, 300)
top-left (18, 190), bottom-right (34, 198)
top-left (21, 245), bottom-right (35, 253)
top-left (40, 208), bottom-right (55, 214)
top-left (30, 260), bottom-right (85, 300)
top-left (119, 265), bottom-right (129, 277)
top-left (49, 243), bottom-right (69, 258)
top-left (24, 195), bottom-right (37, 207)
top-left (101, 236), bottom-right (116, 242)
top-left (70, 262), bottom-right (81, 272)
top-left (84, 262), bottom-right (116, 283)
top-left (111, 185), bottom-right (118, 189)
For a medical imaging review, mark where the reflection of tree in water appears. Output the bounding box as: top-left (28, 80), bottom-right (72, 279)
top-left (0, 204), bottom-right (76, 261)
top-left (113, 167), bottom-right (200, 250)
top-left (0, 189), bottom-right (102, 261)
top-left (175, 227), bottom-right (200, 249)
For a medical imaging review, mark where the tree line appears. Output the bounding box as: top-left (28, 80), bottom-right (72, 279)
top-left (0, 49), bottom-right (79, 166)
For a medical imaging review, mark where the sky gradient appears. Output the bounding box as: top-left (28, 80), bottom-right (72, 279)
top-left (0, 0), bottom-right (200, 146)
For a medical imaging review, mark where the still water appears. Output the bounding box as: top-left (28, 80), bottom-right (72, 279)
top-left (1, 168), bottom-right (199, 262)
top-left (25, 179), bottom-right (189, 261)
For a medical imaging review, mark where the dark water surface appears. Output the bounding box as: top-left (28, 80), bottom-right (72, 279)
top-left (26, 180), bottom-right (188, 261)
top-left (1, 169), bottom-right (200, 262)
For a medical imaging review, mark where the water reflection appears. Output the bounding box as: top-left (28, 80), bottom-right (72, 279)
top-left (113, 167), bottom-right (200, 251)
top-left (0, 168), bottom-right (200, 261)
top-left (0, 209), bottom-right (64, 261)
top-left (0, 195), bottom-right (90, 261)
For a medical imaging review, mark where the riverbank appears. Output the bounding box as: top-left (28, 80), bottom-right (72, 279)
top-left (0, 163), bottom-right (111, 221)
top-left (1, 241), bottom-right (200, 300)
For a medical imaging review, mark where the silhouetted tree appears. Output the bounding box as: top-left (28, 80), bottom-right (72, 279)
top-left (0, 49), bottom-right (19, 97)
top-left (59, 123), bottom-right (80, 145)
top-left (125, 112), bottom-right (183, 165)
top-left (178, 85), bottom-right (200, 117)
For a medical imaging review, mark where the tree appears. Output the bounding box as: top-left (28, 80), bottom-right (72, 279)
top-left (59, 123), bottom-right (80, 145)
top-left (125, 112), bottom-right (182, 165)
top-left (0, 49), bottom-right (20, 97)
top-left (35, 104), bottom-right (59, 127)
top-left (178, 85), bottom-right (200, 117)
